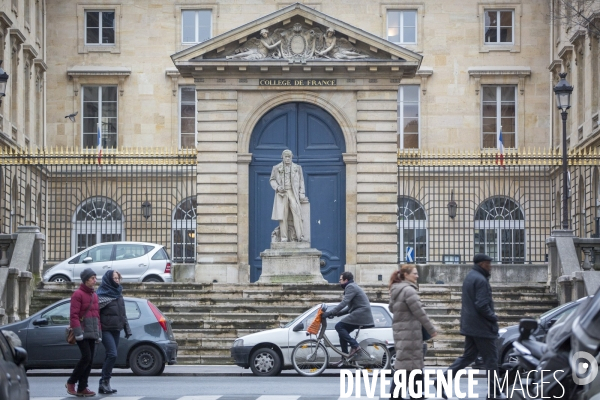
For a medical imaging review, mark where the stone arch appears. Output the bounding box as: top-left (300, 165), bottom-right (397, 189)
top-left (238, 91), bottom-right (356, 154)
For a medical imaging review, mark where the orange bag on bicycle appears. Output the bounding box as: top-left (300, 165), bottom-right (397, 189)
top-left (306, 308), bottom-right (323, 335)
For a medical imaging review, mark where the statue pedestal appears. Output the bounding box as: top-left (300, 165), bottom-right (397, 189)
top-left (258, 242), bottom-right (326, 283)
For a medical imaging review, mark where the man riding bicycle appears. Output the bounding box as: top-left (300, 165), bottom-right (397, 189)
top-left (322, 272), bottom-right (374, 364)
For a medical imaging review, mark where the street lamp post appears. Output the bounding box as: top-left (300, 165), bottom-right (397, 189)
top-left (553, 72), bottom-right (573, 231)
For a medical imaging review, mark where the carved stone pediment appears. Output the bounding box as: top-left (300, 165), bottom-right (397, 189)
top-left (171, 3), bottom-right (422, 78)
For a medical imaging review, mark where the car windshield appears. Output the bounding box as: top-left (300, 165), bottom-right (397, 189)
top-left (284, 307), bottom-right (316, 328)
top-left (539, 301), bottom-right (574, 320)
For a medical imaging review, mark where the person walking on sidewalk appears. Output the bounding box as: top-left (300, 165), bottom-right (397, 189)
top-left (439, 253), bottom-right (502, 400)
top-left (322, 271), bottom-right (374, 363)
top-left (97, 269), bottom-right (132, 394)
top-left (66, 268), bottom-right (101, 397)
top-left (388, 265), bottom-right (437, 400)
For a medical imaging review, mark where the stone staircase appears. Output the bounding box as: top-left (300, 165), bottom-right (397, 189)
top-left (30, 282), bottom-right (558, 366)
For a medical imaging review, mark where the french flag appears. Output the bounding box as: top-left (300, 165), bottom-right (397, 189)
top-left (496, 127), bottom-right (505, 167)
top-left (97, 123), bottom-right (102, 166)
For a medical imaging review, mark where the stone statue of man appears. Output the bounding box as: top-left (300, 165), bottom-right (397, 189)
top-left (270, 149), bottom-right (308, 242)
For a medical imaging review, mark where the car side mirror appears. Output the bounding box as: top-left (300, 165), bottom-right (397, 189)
top-left (518, 318), bottom-right (538, 341)
top-left (293, 324), bottom-right (304, 332)
top-left (547, 318), bottom-right (558, 328)
top-left (13, 346), bottom-right (27, 366)
top-left (32, 318), bottom-right (48, 326)
top-left (82, 257), bottom-right (93, 264)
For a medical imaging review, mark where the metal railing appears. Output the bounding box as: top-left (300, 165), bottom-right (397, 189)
top-left (1, 147), bottom-right (197, 264)
top-left (397, 148), bottom-right (600, 264)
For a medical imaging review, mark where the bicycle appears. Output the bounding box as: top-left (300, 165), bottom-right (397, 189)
top-left (291, 304), bottom-right (391, 377)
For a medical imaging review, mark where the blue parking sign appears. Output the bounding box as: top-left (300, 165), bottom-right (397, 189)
top-left (405, 247), bottom-right (414, 263)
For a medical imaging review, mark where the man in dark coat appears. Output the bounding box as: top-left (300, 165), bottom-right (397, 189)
top-left (322, 271), bottom-right (374, 361)
top-left (438, 253), bottom-right (502, 400)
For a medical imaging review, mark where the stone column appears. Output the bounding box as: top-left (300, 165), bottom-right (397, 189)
top-left (17, 271), bottom-right (32, 320)
top-left (5, 267), bottom-right (20, 323)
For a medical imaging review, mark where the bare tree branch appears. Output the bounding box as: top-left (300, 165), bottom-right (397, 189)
top-left (553, 0), bottom-right (600, 38)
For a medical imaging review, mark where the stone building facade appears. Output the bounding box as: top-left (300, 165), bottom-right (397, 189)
top-left (0, 0), bottom-right (47, 235)
top-left (5, 0), bottom-right (588, 283)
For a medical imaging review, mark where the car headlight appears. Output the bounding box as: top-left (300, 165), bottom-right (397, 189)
top-left (233, 339), bottom-right (243, 347)
top-left (498, 328), bottom-right (507, 334)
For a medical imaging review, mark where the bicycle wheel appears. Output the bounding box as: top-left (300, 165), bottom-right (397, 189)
top-left (291, 339), bottom-right (329, 377)
top-left (354, 341), bottom-right (391, 371)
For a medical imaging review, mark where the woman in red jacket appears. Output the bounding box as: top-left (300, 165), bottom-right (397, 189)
top-left (66, 268), bottom-right (101, 397)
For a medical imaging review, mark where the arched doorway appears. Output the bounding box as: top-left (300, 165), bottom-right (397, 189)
top-left (72, 197), bottom-right (124, 254)
top-left (249, 102), bottom-right (346, 282)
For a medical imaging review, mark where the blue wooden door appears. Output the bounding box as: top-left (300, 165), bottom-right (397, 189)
top-left (249, 102), bottom-right (346, 283)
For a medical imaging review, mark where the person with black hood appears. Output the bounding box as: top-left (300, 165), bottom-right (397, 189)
top-left (436, 253), bottom-right (502, 400)
top-left (97, 269), bottom-right (132, 394)
top-left (66, 268), bottom-right (100, 397)
top-left (322, 271), bottom-right (374, 366)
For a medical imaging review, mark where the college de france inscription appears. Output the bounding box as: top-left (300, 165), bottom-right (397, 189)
top-left (259, 79), bottom-right (337, 86)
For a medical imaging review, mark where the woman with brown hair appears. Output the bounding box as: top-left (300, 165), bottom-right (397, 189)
top-left (388, 265), bottom-right (437, 400)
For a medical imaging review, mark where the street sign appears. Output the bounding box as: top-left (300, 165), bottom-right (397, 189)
top-left (405, 247), bottom-right (414, 263)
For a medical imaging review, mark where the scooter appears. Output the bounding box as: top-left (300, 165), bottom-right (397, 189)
top-left (501, 288), bottom-right (599, 400)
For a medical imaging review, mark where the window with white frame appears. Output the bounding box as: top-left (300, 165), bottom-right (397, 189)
top-left (172, 197), bottom-right (197, 263)
top-left (182, 10), bottom-right (212, 44)
top-left (72, 197), bottom-right (123, 254)
top-left (387, 10), bottom-right (417, 44)
top-left (481, 86), bottom-right (516, 149)
top-left (397, 196), bottom-right (427, 264)
top-left (180, 87), bottom-right (196, 148)
top-left (474, 196), bottom-right (524, 264)
top-left (85, 11), bottom-right (115, 45)
top-left (484, 10), bottom-right (513, 44)
top-left (398, 85), bottom-right (420, 149)
top-left (82, 86), bottom-right (117, 149)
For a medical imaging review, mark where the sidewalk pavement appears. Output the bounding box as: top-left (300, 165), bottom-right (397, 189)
top-left (26, 365), bottom-right (487, 378)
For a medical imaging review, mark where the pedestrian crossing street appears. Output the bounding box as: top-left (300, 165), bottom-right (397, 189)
top-left (31, 397), bottom-right (389, 400)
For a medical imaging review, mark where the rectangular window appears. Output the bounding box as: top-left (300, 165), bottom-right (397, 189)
top-left (82, 86), bottom-right (118, 149)
top-left (179, 87), bottom-right (196, 148)
top-left (387, 10), bottom-right (417, 44)
top-left (85, 11), bottom-right (115, 45)
top-left (484, 10), bottom-right (513, 44)
top-left (398, 85), bottom-right (420, 149)
top-left (481, 86), bottom-right (516, 149)
top-left (182, 10), bottom-right (212, 44)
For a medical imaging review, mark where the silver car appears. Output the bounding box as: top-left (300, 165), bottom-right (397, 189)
top-left (43, 241), bottom-right (173, 283)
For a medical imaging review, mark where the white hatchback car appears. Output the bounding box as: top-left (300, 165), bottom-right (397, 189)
top-left (231, 302), bottom-right (395, 376)
top-left (43, 241), bottom-right (173, 283)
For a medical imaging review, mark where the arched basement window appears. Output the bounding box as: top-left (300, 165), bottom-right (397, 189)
top-left (474, 196), bottom-right (525, 264)
top-left (172, 197), bottom-right (197, 263)
top-left (72, 197), bottom-right (123, 254)
top-left (397, 196), bottom-right (427, 264)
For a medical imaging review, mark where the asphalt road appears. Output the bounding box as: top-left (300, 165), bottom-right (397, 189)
top-left (28, 370), bottom-right (491, 399)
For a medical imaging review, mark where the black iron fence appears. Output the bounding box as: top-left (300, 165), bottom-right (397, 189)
top-left (1, 147), bottom-right (196, 264)
top-left (397, 148), bottom-right (600, 264)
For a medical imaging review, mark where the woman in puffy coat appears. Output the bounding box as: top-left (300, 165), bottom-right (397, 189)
top-left (66, 267), bottom-right (101, 397)
top-left (388, 265), bottom-right (437, 400)
top-left (97, 269), bottom-right (132, 394)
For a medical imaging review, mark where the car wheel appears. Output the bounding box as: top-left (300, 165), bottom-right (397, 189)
top-left (156, 362), bottom-right (166, 376)
top-left (142, 276), bottom-right (162, 283)
top-left (129, 345), bottom-right (164, 376)
top-left (389, 348), bottom-right (396, 371)
top-left (250, 348), bottom-right (281, 377)
top-left (49, 274), bottom-right (71, 283)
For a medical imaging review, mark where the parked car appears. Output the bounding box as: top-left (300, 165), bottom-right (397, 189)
top-left (495, 296), bottom-right (589, 365)
top-left (2, 297), bottom-right (177, 376)
top-left (43, 242), bottom-right (173, 283)
top-left (231, 303), bottom-right (395, 376)
top-left (0, 330), bottom-right (29, 400)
